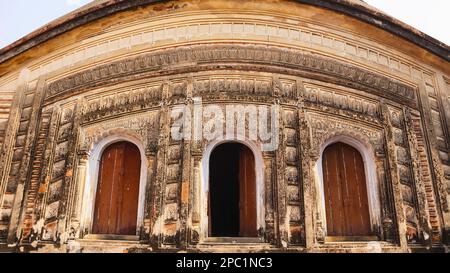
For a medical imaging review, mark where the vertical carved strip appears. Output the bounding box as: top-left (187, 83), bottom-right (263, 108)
top-left (404, 108), bottom-right (433, 246)
top-left (7, 77), bottom-right (45, 244)
top-left (20, 109), bottom-right (53, 240)
top-left (381, 104), bottom-right (408, 249)
top-left (142, 110), bottom-right (160, 241)
top-left (39, 104), bottom-right (75, 242)
top-left (275, 106), bottom-right (287, 247)
top-left (160, 79), bottom-right (186, 246)
top-left (67, 153), bottom-right (87, 240)
top-left (389, 107), bottom-right (422, 243)
top-left (374, 157), bottom-right (394, 241)
top-left (179, 115), bottom-right (191, 249)
top-left (298, 81), bottom-right (315, 247)
top-left (151, 80), bottom-right (170, 248)
top-left (409, 113), bottom-right (442, 243)
top-left (263, 154), bottom-right (276, 245)
top-left (0, 69), bottom-right (29, 241)
top-left (189, 155), bottom-right (201, 245)
top-left (0, 91), bottom-right (14, 153)
top-left (283, 107), bottom-right (303, 245)
top-left (142, 152), bottom-right (156, 241)
top-left (417, 80), bottom-right (447, 237)
top-left (33, 107), bottom-right (60, 239)
top-left (59, 103), bottom-right (82, 243)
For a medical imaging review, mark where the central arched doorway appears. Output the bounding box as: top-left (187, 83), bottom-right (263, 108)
top-left (209, 143), bottom-right (257, 237)
top-left (92, 141), bottom-right (141, 235)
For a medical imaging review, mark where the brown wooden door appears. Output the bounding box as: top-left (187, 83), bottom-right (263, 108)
top-left (92, 141), bottom-right (141, 235)
top-left (239, 145), bottom-right (257, 237)
top-left (322, 142), bottom-right (371, 237)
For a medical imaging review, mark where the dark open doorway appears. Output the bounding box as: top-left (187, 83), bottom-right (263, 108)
top-left (209, 142), bottom-right (257, 237)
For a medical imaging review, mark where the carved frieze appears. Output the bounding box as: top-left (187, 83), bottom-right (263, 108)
top-left (193, 76), bottom-right (273, 98)
top-left (304, 84), bottom-right (380, 118)
top-left (81, 84), bottom-right (163, 123)
top-left (46, 45), bottom-right (416, 103)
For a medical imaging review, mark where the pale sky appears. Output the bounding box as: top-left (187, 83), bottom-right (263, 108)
top-left (0, 0), bottom-right (449, 50)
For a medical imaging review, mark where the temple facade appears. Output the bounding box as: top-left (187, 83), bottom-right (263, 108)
top-left (0, 0), bottom-right (449, 253)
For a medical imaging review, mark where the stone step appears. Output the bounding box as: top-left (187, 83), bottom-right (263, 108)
top-left (203, 237), bottom-right (265, 244)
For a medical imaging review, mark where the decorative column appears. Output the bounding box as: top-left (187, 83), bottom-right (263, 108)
top-left (297, 80), bottom-right (315, 248)
top-left (7, 76), bottom-right (45, 244)
top-left (189, 153), bottom-right (202, 245)
top-left (68, 152), bottom-right (88, 239)
top-left (263, 151), bottom-right (277, 245)
top-left (381, 104), bottom-right (408, 250)
top-left (142, 150), bottom-right (157, 242)
top-left (179, 77), bottom-right (193, 249)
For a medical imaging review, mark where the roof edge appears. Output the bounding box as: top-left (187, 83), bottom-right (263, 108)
top-left (0, 0), bottom-right (449, 64)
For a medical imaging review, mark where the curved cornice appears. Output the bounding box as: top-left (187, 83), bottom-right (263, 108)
top-left (0, 0), bottom-right (448, 65)
top-left (44, 44), bottom-right (417, 106)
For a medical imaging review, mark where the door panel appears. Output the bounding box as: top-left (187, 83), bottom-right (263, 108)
top-left (93, 142), bottom-right (141, 235)
top-left (323, 142), bottom-right (371, 237)
top-left (239, 146), bottom-right (257, 237)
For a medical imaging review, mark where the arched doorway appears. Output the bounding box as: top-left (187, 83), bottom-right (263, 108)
top-left (322, 142), bottom-right (371, 237)
top-left (209, 143), bottom-right (257, 237)
top-left (92, 141), bottom-right (141, 235)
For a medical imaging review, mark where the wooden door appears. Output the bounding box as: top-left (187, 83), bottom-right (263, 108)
top-left (322, 142), bottom-right (371, 237)
top-left (92, 141), bottom-right (141, 235)
top-left (239, 145), bottom-right (257, 237)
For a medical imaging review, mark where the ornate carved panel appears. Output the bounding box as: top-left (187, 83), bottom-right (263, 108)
top-left (79, 112), bottom-right (159, 154)
top-left (307, 112), bottom-right (383, 158)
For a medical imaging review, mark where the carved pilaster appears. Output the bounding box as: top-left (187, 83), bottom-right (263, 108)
top-left (67, 153), bottom-right (88, 240)
top-left (151, 80), bottom-right (171, 248)
top-left (0, 69), bottom-right (29, 241)
top-left (7, 76), bottom-right (46, 244)
top-left (19, 108), bottom-right (54, 243)
top-left (403, 108), bottom-right (433, 246)
top-left (381, 104), bottom-right (408, 249)
top-left (189, 155), bottom-right (201, 245)
top-left (298, 106), bottom-right (315, 248)
top-left (178, 78), bottom-right (193, 249)
top-left (275, 104), bottom-right (287, 247)
top-left (263, 153), bottom-right (276, 245)
top-left (417, 81), bottom-right (447, 233)
top-left (141, 151), bottom-right (156, 242)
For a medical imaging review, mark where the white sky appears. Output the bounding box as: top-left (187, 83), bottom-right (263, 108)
top-left (364, 0), bottom-right (449, 45)
top-left (0, 0), bottom-right (449, 50)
